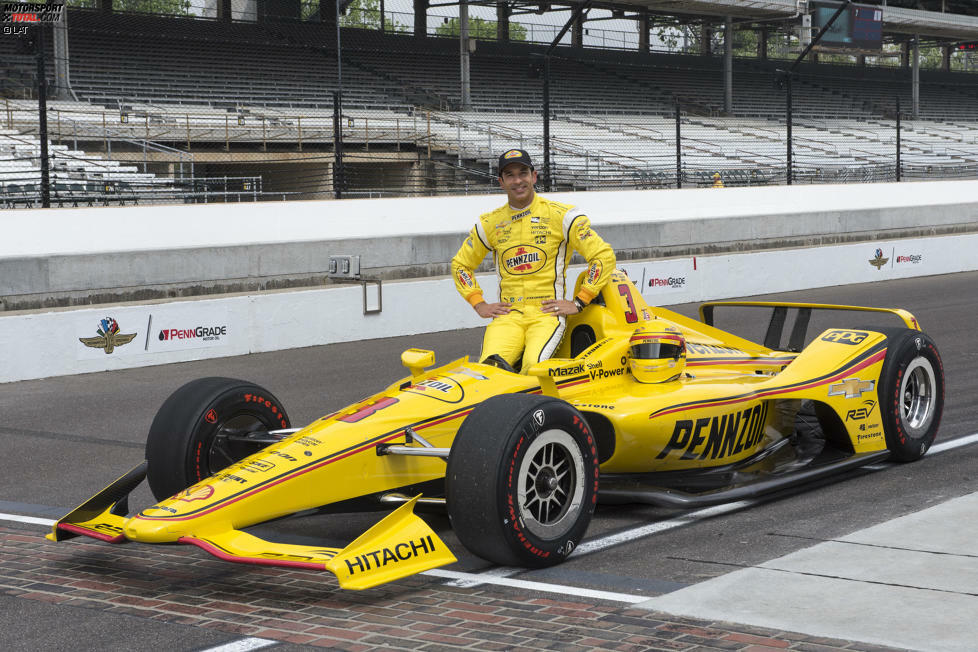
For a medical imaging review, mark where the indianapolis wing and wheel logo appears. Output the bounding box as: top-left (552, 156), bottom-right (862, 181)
top-left (78, 317), bottom-right (138, 354)
top-left (869, 248), bottom-right (889, 270)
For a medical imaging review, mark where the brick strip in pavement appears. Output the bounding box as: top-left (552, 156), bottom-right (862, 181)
top-left (1, 524), bottom-right (905, 651)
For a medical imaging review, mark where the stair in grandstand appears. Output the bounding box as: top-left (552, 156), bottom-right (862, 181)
top-left (0, 128), bottom-right (189, 207)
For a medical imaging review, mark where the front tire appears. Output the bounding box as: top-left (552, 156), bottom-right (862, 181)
top-left (879, 330), bottom-right (944, 462)
top-left (446, 394), bottom-right (598, 567)
top-left (145, 377), bottom-right (290, 500)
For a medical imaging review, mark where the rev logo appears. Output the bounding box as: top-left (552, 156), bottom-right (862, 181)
top-left (846, 400), bottom-right (877, 421)
top-left (821, 330), bottom-right (869, 345)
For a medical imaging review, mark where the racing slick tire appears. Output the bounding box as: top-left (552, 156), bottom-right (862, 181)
top-left (446, 394), bottom-right (599, 568)
top-left (878, 330), bottom-right (944, 462)
top-left (146, 377), bottom-right (290, 501)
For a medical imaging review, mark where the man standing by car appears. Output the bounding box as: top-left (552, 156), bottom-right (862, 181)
top-left (451, 149), bottom-right (616, 373)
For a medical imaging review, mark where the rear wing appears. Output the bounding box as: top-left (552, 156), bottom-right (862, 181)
top-left (699, 301), bottom-right (921, 353)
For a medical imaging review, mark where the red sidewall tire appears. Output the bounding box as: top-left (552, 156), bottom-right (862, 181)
top-left (878, 331), bottom-right (944, 462)
top-left (447, 394), bottom-right (598, 568)
top-left (145, 377), bottom-right (289, 501)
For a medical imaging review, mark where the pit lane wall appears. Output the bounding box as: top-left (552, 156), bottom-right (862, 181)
top-left (2, 181), bottom-right (978, 383)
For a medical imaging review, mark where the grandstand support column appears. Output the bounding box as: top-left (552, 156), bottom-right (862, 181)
top-left (414, 0), bottom-right (427, 38)
top-left (786, 74), bottom-right (792, 186)
top-left (896, 96), bottom-right (902, 182)
top-left (723, 16), bottom-right (732, 115)
top-left (781, 0), bottom-right (851, 186)
top-left (97, 0), bottom-right (111, 13)
top-left (497, 2), bottom-right (510, 42)
top-left (52, 0), bottom-right (73, 101)
top-left (543, 55), bottom-right (551, 191)
top-left (34, 24), bottom-right (51, 208)
top-left (675, 101), bottom-right (682, 189)
top-left (321, 0), bottom-right (337, 30)
top-left (941, 46), bottom-right (951, 72)
top-left (460, 1), bottom-right (472, 111)
top-left (538, 0), bottom-right (592, 192)
top-left (219, 0), bottom-right (231, 22)
top-left (700, 23), bottom-right (710, 56)
top-left (912, 36), bottom-right (920, 120)
top-left (759, 26), bottom-right (767, 60)
top-left (639, 12), bottom-right (649, 53)
top-left (572, 15), bottom-right (583, 48)
top-left (333, 92), bottom-right (345, 198)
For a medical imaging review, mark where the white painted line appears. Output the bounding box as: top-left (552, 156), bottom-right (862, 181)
top-left (929, 431), bottom-right (978, 454)
top-left (423, 568), bottom-right (649, 604)
top-left (2, 432), bottom-right (975, 606)
top-left (574, 500), bottom-right (755, 555)
top-left (0, 513), bottom-right (55, 526)
top-left (573, 431), bottom-right (978, 557)
top-left (198, 638), bottom-right (277, 652)
top-left (441, 564), bottom-right (522, 588)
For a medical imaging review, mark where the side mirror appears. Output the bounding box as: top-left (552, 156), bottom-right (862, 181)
top-left (401, 348), bottom-right (435, 378)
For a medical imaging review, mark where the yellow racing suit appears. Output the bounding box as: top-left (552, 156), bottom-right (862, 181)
top-left (451, 194), bottom-right (616, 373)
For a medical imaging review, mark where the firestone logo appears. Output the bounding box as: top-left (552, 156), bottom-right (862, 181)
top-left (158, 325), bottom-right (228, 341)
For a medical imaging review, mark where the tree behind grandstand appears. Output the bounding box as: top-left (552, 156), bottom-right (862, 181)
top-left (435, 17), bottom-right (527, 42)
top-left (337, 0), bottom-right (409, 32)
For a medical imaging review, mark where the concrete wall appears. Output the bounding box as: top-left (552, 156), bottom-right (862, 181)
top-left (2, 231), bottom-right (975, 383)
top-left (3, 180), bottom-right (978, 310)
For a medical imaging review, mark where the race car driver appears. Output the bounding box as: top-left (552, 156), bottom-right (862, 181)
top-left (452, 149), bottom-right (616, 373)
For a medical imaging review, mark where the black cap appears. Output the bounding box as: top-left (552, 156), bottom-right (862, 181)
top-left (497, 149), bottom-right (534, 175)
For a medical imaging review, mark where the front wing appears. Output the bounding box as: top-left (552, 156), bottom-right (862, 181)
top-left (46, 462), bottom-right (456, 590)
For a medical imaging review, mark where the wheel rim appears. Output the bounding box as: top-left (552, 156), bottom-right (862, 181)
top-left (207, 412), bottom-right (271, 474)
top-left (900, 357), bottom-right (937, 438)
top-left (516, 429), bottom-right (586, 539)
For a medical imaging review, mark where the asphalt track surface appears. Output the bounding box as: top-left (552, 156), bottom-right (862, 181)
top-left (1, 271), bottom-right (976, 651)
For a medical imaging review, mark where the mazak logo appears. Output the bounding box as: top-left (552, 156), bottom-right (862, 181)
top-left (648, 276), bottom-right (686, 289)
top-left (896, 254), bottom-right (922, 264)
top-left (2, 2), bottom-right (64, 22)
top-left (821, 330), bottom-right (869, 345)
top-left (78, 317), bottom-right (138, 354)
top-left (869, 248), bottom-right (889, 270)
top-left (548, 364), bottom-right (584, 377)
top-left (158, 324), bottom-right (228, 342)
top-left (502, 245), bottom-right (546, 274)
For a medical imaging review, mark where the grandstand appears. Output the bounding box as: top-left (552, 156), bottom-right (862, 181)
top-left (3, 0), bottom-right (978, 203)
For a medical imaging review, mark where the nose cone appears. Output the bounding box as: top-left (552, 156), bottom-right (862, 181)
top-left (124, 508), bottom-right (185, 543)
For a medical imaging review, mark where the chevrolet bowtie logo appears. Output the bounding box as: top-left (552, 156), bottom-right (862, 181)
top-left (828, 377), bottom-right (875, 399)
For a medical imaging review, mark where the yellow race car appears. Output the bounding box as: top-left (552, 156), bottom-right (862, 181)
top-left (48, 271), bottom-right (944, 590)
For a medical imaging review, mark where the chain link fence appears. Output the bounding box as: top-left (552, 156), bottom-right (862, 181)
top-left (3, 2), bottom-right (978, 207)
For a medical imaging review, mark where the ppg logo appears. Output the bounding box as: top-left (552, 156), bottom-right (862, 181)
top-left (821, 330), bottom-right (870, 345)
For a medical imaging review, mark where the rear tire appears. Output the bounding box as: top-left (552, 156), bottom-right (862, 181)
top-left (879, 331), bottom-right (943, 462)
top-left (145, 377), bottom-right (290, 500)
top-left (446, 394), bottom-right (598, 567)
